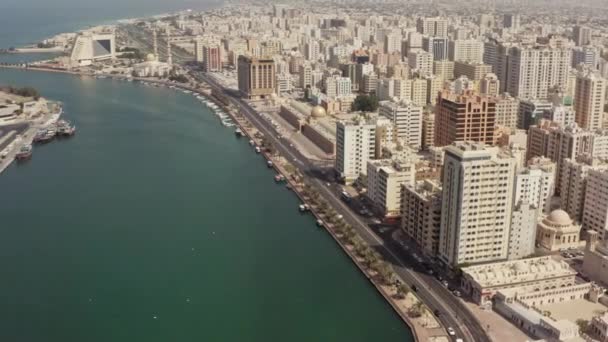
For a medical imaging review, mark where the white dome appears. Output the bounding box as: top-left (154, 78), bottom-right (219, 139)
top-left (145, 53), bottom-right (157, 62)
top-left (546, 209), bottom-right (572, 226)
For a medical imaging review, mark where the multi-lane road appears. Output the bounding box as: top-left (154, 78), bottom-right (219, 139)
top-left (192, 70), bottom-right (491, 342)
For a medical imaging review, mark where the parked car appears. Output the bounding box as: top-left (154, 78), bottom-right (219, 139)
top-left (442, 280), bottom-right (449, 287)
top-left (447, 327), bottom-right (456, 336)
top-left (453, 290), bottom-right (462, 297)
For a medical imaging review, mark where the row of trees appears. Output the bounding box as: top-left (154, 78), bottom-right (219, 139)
top-left (300, 181), bottom-right (410, 301)
top-left (0, 86), bottom-right (40, 99)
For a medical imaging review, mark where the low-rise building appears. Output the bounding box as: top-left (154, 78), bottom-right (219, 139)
top-left (367, 158), bottom-right (416, 218)
top-left (536, 209), bottom-right (581, 252)
top-left (461, 256), bottom-right (578, 306)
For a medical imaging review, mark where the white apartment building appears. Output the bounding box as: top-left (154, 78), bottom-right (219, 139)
top-left (448, 39), bottom-right (484, 64)
top-left (407, 49), bottom-right (434, 76)
top-left (506, 46), bottom-right (571, 100)
top-left (324, 76), bottom-right (351, 98)
top-left (495, 94), bottom-right (520, 129)
top-left (433, 60), bottom-right (455, 80)
top-left (384, 33), bottom-right (402, 54)
top-left (561, 158), bottom-right (608, 223)
top-left (514, 161), bottom-right (556, 215)
top-left (335, 119), bottom-right (376, 184)
top-left (416, 17), bottom-right (448, 37)
top-left (574, 69), bottom-right (607, 131)
top-left (379, 100), bottom-right (423, 150)
top-left (508, 201), bottom-right (538, 260)
top-left (367, 158), bottom-right (416, 218)
top-left (439, 142), bottom-right (516, 266)
top-left (480, 73), bottom-right (500, 97)
top-left (582, 169), bottom-right (608, 239)
top-left (275, 73), bottom-right (292, 96)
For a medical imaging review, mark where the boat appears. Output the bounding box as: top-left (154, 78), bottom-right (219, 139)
top-left (299, 204), bottom-right (310, 212)
top-left (255, 146), bottom-right (261, 153)
top-left (249, 140), bottom-right (255, 146)
top-left (316, 219), bottom-right (324, 227)
top-left (235, 128), bottom-right (243, 137)
top-left (33, 129), bottom-right (53, 143)
top-left (267, 160), bottom-right (273, 168)
top-left (15, 144), bottom-right (32, 160)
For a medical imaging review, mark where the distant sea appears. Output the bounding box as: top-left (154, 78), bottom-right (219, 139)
top-left (0, 0), bottom-right (223, 63)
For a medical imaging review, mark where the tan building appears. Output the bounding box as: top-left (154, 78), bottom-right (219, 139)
top-left (453, 61), bottom-right (492, 81)
top-left (434, 90), bottom-right (496, 147)
top-left (574, 69), bottom-right (607, 131)
top-left (421, 112), bottom-right (435, 150)
top-left (237, 55), bottom-right (276, 99)
top-left (401, 180), bottom-right (442, 257)
top-left (461, 256), bottom-right (578, 306)
top-left (366, 158), bottom-right (416, 218)
top-left (494, 93), bottom-right (519, 129)
top-left (479, 73), bottom-right (500, 97)
top-left (560, 157), bottom-right (608, 223)
top-left (433, 60), bottom-right (454, 80)
top-left (536, 209), bottom-right (581, 252)
top-left (582, 168), bottom-right (608, 238)
top-left (582, 231), bottom-right (608, 286)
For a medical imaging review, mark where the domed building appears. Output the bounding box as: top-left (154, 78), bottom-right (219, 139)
top-left (536, 209), bottom-right (581, 251)
top-left (310, 105), bottom-right (327, 118)
top-left (132, 53), bottom-right (172, 77)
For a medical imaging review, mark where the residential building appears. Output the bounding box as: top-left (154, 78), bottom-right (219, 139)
top-left (479, 73), bottom-right (500, 97)
top-left (335, 119), bottom-right (376, 184)
top-left (560, 157), bottom-right (608, 223)
top-left (407, 49), bottom-right (434, 76)
top-left (453, 61), bottom-right (492, 81)
top-left (379, 100), bottom-right (423, 149)
top-left (448, 39), bottom-right (484, 64)
top-left (514, 161), bottom-right (556, 214)
top-left (573, 25), bottom-right (592, 47)
top-left (367, 158), bottom-right (416, 218)
top-left (582, 169), bottom-right (608, 238)
top-left (439, 142), bottom-right (516, 266)
top-left (433, 60), bottom-right (454, 80)
top-left (416, 17), bottom-right (448, 37)
top-left (401, 180), bottom-right (442, 257)
top-left (574, 69), bottom-right (607, 131)
top-left (422, 112), bottom-right (435, 150)
top-left (508, 201), bottom-right (538, 260)
top-left (495, 94), bottom-right (519, 129)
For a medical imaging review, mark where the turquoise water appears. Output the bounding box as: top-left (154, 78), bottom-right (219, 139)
top-left (0, 68), bottom-right (414, 341)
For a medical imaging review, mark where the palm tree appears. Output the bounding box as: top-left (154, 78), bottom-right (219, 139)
top-left (396, 284), bottom-right (410, 299)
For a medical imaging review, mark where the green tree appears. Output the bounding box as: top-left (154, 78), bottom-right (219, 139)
top-left (396, 283), bottom-right (410, 299)
top-left (576, 319), bottom-right (589, 334)
top-left (351, 94), bottom-right (379, 112)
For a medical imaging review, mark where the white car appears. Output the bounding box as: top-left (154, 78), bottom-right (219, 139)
top-left (447, 327), bottom-right (456, 336)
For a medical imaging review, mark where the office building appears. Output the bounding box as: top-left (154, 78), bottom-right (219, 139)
top-left (434, 90), bottom-right (496, 147)
top-left (503, 14), bottom-right (521, 30)
top-left (439, 142), bottom-right (516, 266)
top-left (422, 36), bottom-right (449, 61)
top-left (237, 55), bottom-right (276, 99)
top-left (573, 25), bottom-right (592, 47)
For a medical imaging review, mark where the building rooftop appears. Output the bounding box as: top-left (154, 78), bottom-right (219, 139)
top-left (462, 256), bottom-right (576, 288)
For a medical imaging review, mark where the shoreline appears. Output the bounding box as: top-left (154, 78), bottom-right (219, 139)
top-left (0, 63), bottom-right (431, 342)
